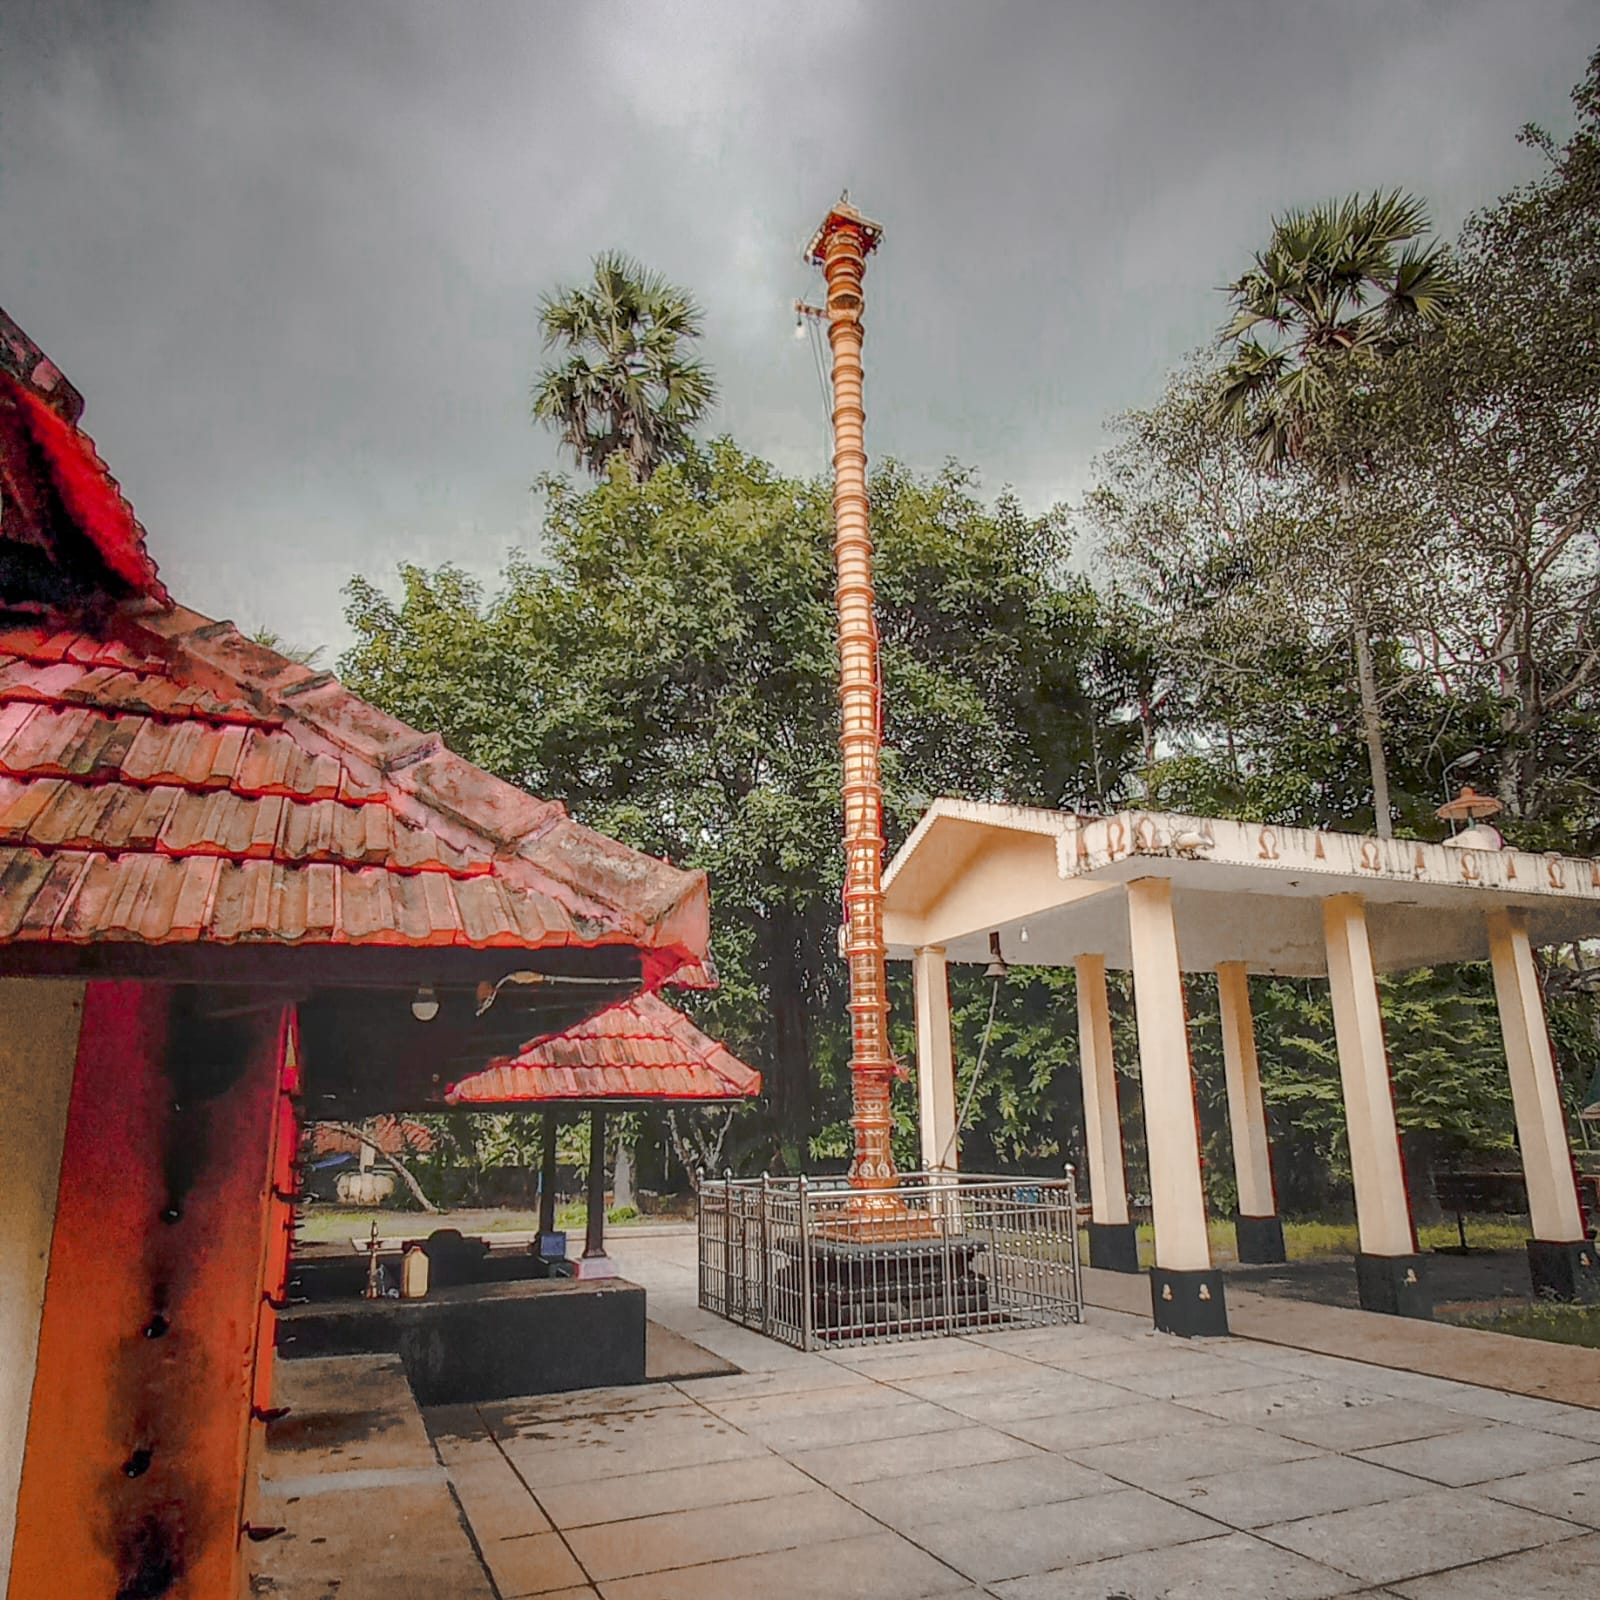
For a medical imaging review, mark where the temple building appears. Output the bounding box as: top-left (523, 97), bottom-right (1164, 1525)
top-left (0, 308), bottom-right (715, 1598)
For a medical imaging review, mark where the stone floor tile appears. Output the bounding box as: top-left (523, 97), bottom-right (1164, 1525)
top-left (480, 1385), bottom-right (684, 1432)
top-left (837, 1451), bottom-right (1117, 1526)
top-left (1107, 1354), bottom-right (1311, 1400)
top-left (992, 1529), bottom-right (1364, 1599)
top-left (908, 1485), bottom-right (1226, 1583)
top-left (1477, 1458), bottom-right (1600, 1527)
top-left (830, 1341), bottom-right (1041, 1383)
top-left (1066, 1422), bottom-right (1323, 1489)
top-left (1434, 1387), bottom-right (1600, 1441)
top-left (1064, 1343), bottom-right (1233, 1383)
top-left (594, 1529), bottom-right (972, 1600)
top-left (968, 1325), bottom-right (1143, 1362)
top-left (1181, 1378), bottom-right (1387, 1427)
top-left (1006, 1396), bottom-right (1214, 1452)
top-left (499, 1416), bottom-right (771, 1487)
top-left (1259, 1488), bottom-right (1584, 1586)
top-left (788, 1421), bottom-right (1038, 1485)
top-left (698, 1375), bottom-right (912, 1426)
top-left (1354, 1421), bottom-right (1600, 1486)
top-left (1387, 1531), bottom-right (1600, 1597)
top-left (479, 1530), bottom-right (588, 1598)
top-left (922, 1371), bottom-right (1132, 1425)
top-left (449, 1454), bottom-right (552, 1540)
top-left (537, 1453), bottom-right (812, 1530)
top-left (1270, 1399), bottom-right (1480, 1453)
top-left (1171, 1452), bottom-right (1432, 1529)
top-left (734, 1395), bottom-right (958, 1452)
top-left (671, 1362), bottom-right (872, 1403)
top-left (565, 1486), bottom-right (874, 1581)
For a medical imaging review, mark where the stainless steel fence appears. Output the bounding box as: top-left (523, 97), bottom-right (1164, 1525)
top-left (697, 1170), bottom-right (1083, 1349)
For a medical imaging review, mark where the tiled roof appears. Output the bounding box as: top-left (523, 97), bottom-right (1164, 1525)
top-left (307, 1116), bottom-right (436, 1156)
top-left (0, 364), bottom-right (169, 608)
top-left (445, 991), bottom-right (761, 1104)
top-left (0, 605), bottom-right (709, 962)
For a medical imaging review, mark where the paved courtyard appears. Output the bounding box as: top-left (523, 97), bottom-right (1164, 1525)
top-left (258, 1230), bottom-right (1600, 1599)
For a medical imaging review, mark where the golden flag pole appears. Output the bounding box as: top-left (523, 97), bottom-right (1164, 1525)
top-left (805, 197), bottom-right (912, 1226)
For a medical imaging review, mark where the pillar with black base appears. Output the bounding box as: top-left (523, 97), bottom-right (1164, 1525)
top-left (537, 1112), bottom-right (566, 1262)
top-left (1218, 961), bottom-right (1287, 1264)
top-left (1075, 954), bottom-right (1139, 1273)
top-left (1486, 909), bottom-right (1597, 1303)
top-left (576, 1108), bottom-right (617, 1279)
top-left (1324, 893), bottom-right (1431, 1319)
top-left (914, 945), bottom-right (958, 1173)
top-left (1126, 879), bottom-right (1229, 1335)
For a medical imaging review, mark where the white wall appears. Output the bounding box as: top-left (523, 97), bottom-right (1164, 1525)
top-left (0, 978), bottom-right (83, 1594)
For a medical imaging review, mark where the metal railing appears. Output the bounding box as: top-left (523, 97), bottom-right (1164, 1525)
top-left (697, 1170), bottom-right (1083, 1349)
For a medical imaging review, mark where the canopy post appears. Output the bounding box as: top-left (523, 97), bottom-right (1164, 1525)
top-left (1486, 908), bottom-right (1596, 1302)
top-left (1126, 878), bottom-right (1227, 1334)
top-left (1217, 962), bottom-right (1286, 1264)
top-left (1323, 893), bottom-right (1431, 1318)
top-left (1074, 954), bottom-right (1137, 1273)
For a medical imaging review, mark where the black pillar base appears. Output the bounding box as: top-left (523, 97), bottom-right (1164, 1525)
top-left (1150, 1266), bottom-right (1229, 1337)
top-left (1355, 1252), bottom-right (1433, 1319)
top-left (1234, 1213), bottom-right (1287, 1265)
top-left (1087, 1220), bottom-right (1141, 1274)
top-left (1527, 1238), bottom-right (1600, 1303)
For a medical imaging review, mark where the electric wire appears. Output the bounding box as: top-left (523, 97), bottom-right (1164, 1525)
top-left (940, 976), bottom-right (1002, 1168)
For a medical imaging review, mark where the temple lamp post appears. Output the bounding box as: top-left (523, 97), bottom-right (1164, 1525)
top-left (805, 197), bottom-right (907, 1223)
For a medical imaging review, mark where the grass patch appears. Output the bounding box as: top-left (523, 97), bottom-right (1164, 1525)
top-left (295, 1202), bottom-right (653, 1243)
top-left (1078, 1213), bottom-right (1536, 1268)
top-left (1450, 1302), bottom-right (1600, 1349)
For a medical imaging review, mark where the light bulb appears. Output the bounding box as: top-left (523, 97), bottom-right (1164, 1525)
top-left (410, 984), bottom-right (439, 1023)
top-left (793, 315), bottom-right (807, 341)
top-left (1019, 925), bottom-right (1029, 944)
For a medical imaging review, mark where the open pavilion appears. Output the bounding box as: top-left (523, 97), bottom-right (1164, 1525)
top-left (884, 800), bottom-right (1600, 1336)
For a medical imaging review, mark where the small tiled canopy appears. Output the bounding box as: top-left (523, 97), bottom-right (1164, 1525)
top-left (446, 990), bottom-right (762, 1106)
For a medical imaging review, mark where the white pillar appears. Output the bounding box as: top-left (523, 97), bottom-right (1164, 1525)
top-left (1323, 894), bottom-right (1414, 1257)
top-left (1075, 954), bottom-right (1130, 1225)
top-left (1486, 909), bottom-right (1585, 1243)
top-left (914, 945), bottom-right (958, 1172)
top-left (1218, 962), bottom-right (1276, 1218)
top-left (0, 979), bottom-right (84, 1593)
top-left (1125, 878), bottom-right (1212, 1272)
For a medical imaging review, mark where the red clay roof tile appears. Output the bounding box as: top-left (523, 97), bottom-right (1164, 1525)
top-left (445, 991), bottom-right (759, 1105)
top-left (0, 611), bottom-right (708, 967)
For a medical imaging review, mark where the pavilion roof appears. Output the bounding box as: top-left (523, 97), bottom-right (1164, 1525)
top-left (445, 990), bottom-right (761, 1106)
top-left (0, 309), bottom-right (707, 975)
top-left (884, 800), bottom-right (1600, 976)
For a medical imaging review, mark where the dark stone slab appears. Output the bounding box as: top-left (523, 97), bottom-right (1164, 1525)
top-left (1527, 1237), bottom-right (1600, 1304)
top-left (1355, 1251), bottom-right (1434, 1319)
top-left (278, 1277), bottom-right (645, 1404)
top-left (1087, 1220), bottom-right (1140, 1273)
top-left (1150, 1266), bottom-right (1229, 1336)
top-left (1234, 1213), bottom-right (1288, 1265)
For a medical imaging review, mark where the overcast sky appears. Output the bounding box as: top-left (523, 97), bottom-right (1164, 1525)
top-left (1, 1), bottom-right (1591, 656)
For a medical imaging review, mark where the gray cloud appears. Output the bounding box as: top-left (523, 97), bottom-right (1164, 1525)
top-left (1, 0), bottom-right (1589, 654)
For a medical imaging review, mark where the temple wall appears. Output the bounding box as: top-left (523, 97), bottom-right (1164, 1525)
top-left (0, 978), bottom-right (83, 1594)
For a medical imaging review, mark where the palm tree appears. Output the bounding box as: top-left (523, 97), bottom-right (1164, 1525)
top-left (533, 252), bottom-right (717, 481)
top-left (1211, 191), bottom-right (1458, 836)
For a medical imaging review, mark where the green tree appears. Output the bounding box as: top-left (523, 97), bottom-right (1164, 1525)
top-left (1338, 53), bottom-right (1600, 842)
top-left (1210, 192), bottom-right (1459, 837)
top-left (342, 442), bottom-right (1135, 1156)
top-left (532, 252), bottom-right (717, 481)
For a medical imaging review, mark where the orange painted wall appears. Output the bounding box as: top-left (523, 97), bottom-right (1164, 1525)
top-left (7, 984), bottom-right (290, 1600)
